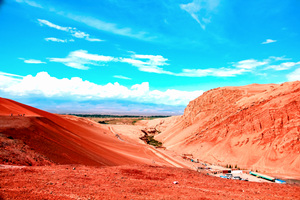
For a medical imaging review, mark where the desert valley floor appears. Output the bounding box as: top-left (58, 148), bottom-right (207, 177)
top-left (1, 81), bottom-right (300, 199)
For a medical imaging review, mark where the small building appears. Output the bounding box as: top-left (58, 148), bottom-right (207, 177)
top-left (231, 170), bottom-right (243, 174)
top-left (222, 170), bottom-right (231, 174)
top-left (249, 171), bottom-right (275, 182)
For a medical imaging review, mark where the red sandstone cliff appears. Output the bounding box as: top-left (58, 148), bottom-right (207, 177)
top-left (156, 81), bottom-right (300, 177)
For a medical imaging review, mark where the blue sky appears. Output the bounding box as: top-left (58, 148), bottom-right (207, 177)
top-left (0, 0), bottom-right (299, 115)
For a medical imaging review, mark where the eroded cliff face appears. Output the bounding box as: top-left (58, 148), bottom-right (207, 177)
top-left (156, 81), bottom-right (300, 176)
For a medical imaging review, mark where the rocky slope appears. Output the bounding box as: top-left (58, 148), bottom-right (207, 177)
top-left (156, 81), bottom-right (300, 177)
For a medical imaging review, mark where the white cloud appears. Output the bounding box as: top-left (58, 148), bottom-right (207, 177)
top-left (24, 59), bottom-right (46, 64)
top-left (266, 61), bottom-right (300, 71)
top-left (120, 54), bottom-right (173, 74)
top-left (19, 58), bottom-right (46, 64)
top-left (262, 39), bottom-right (277, 44)
top-left (45, 37), bottom-right (68, 43)
top-left (121, 54), bottom-right (250, 77)
top-left (177, 56), bottom-right (300, 77)
top-left (71, 30), bottom-right (89, 38)
top-left (268, 56), bottom-right (291, 61)
top-left (113, 75), bottom-right (132, 80)
top-left (47, 48), bottom-right (300, 79)
top-left (85, 38), bottom-right (103, 42)
top-left (38, 19), bottom-right (103, 42)
top-left (0, 72), bottom-right (203, 106)
top-left (180, 0), bottom-right (220, 30)
top-left (122, 55), bottom-right (264, 77)
top-left (50, 51), bottom-right (172, 73)
top-left (49, 50), bottom-right (298, 78)
top-left (71, 50), bottom-right (114, 62)
top-left (177, 58), bottom-right (269, 77)
top-left (178, 68), bottom-right (247, 77)
top-left (287, 68), bottom-right (300, 81)
top-left (48, 50), bottom-right (115, 70)
top-left (179, 68), bottom-right (212, 77)
top-left (234, 59), bottom-right (268, 69)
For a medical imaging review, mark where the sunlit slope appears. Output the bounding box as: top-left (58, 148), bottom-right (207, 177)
top-left (156, 81), bottom-right (300, 176)
top-left (0, 97), bottom-right (168, 166)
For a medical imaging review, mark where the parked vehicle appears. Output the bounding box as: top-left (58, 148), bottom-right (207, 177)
top-left (275, 179), bottom-right (286, 184)
top-left (225, 173), bottom-right (233, 179)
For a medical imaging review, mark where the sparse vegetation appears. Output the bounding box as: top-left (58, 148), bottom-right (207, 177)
top-left (140, 133), bottom-right (163, 148)
top-left (72, 114), bottom-right (170, 125)
top-left (147, 136), bottom-right (162, 147)
top-left (98, 121), bottom-right (108, 124)
top-left (71, 114), bottom-right (170, 119)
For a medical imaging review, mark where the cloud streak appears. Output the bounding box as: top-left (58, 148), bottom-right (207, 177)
top-left (113, 75), bottom-right (132, 80)
top-left (177, 68), bottom-right (247, 77)
top-left (15, 0), bottom-right (152, 41)
top-left (0, 71), bottom-right (24, 78)
top-left (45, 37), bottom-right (74, 43)
top-left (38, 19), bottom-right (103, 42)
top-left (49, 50), bottom-right (115, 70)
top-left (19, 58), bottom-right (46, 64)
top-left (120, 54), bottom-right (173, 75)
top-left (15, 0), bottom-right (43, 8)
top-left (180, 0), bottom-right (220, 30)
top-left (64, 13), bottom-right (153, 41)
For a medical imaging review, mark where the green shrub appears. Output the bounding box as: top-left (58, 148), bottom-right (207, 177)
top-left (147, 136), bottom-right (162, 147)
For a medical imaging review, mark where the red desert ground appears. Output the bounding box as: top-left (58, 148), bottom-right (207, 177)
top-left (0, 81), bottom-right (300, 199)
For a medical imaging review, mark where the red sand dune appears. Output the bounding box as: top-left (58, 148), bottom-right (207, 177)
top-left (156, 81), bottom-right (300, 177)
top-left (0, 97), bottom-right (170, 166)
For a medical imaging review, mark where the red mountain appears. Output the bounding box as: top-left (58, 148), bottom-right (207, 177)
top-left (156, 81), bottom-right (300, 177)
